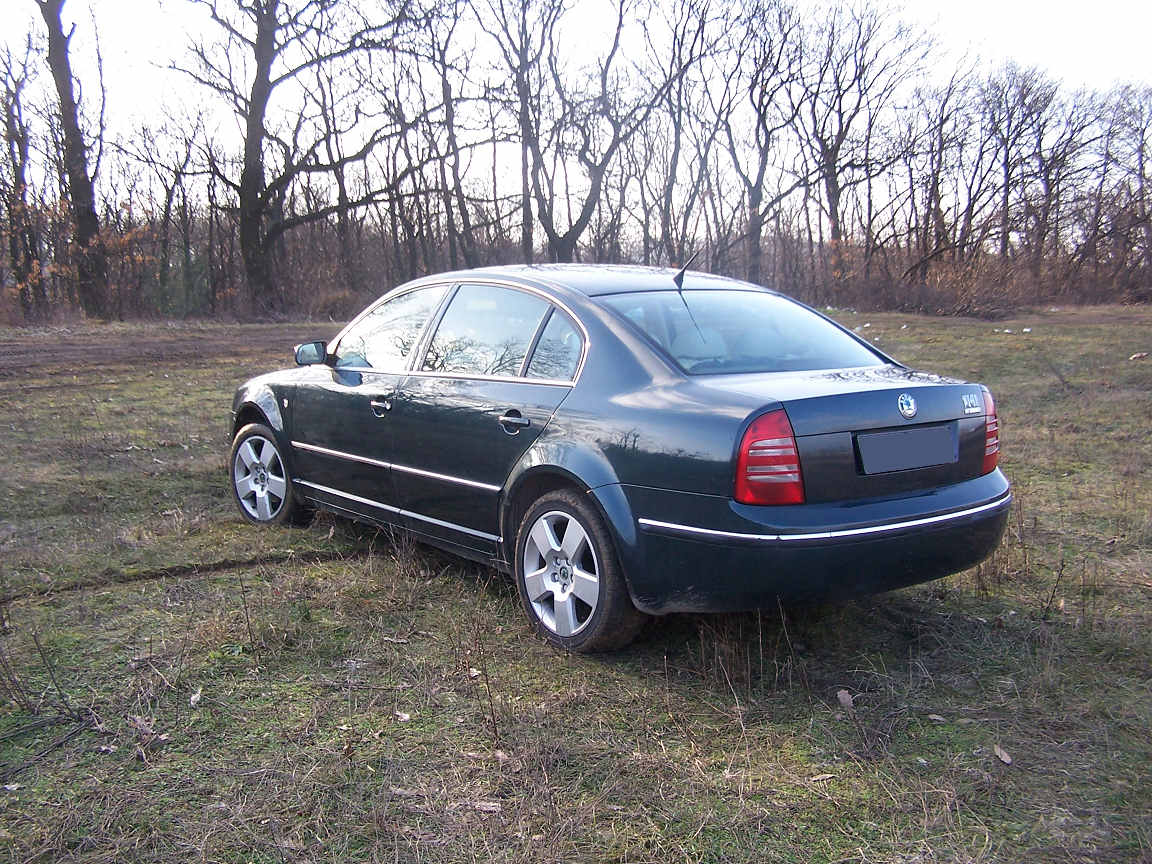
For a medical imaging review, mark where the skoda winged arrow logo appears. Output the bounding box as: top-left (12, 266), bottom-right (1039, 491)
top-left (897, 393), bottom-right (917, 419)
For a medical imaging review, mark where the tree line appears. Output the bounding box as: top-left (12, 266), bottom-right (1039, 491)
top-left (2, 0), bottom-right (1151, 324)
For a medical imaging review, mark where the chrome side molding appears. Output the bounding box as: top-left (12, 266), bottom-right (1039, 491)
top-left (292, 440), bottom-right (501, 492)
top-left (293, 479), bottom-right (502, 543)
top-left (638, 494), bottom-right (1012, 543)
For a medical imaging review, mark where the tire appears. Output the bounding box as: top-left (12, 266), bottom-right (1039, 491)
top-left (514, 488), bottom-right (647, 652)
top-left (229, 423), bottom-right (304, 526)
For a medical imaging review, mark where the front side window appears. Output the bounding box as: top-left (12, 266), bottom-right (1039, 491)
top-left (599, 290), bottom-right (883, 374)
top-left (525, 310), bottom-right (583, 381)
top-left (422, 284), bottom-right (549, 377)
top-left (334, 286), bottom-right (446, 370)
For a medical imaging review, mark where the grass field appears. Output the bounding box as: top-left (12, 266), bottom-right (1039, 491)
top-left (1, 308), bottom-right (1150, 863)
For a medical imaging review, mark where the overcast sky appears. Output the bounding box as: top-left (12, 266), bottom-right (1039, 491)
top-left (8, 0), bottom-right (1152, 138)
top-left (912, 0), bottom-right (1152, 90)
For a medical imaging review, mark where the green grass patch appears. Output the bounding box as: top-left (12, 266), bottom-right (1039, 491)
top-left (1, 311), bottom-right (1150, 862)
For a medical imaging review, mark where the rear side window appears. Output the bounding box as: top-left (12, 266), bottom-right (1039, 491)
top-left (525, 310), bottom-right (583, 381)
top-left (599, 290), bottom-right (883, 374)
top-left (335, 285), bottom-right (446, 370)
top-left (422, 284), bottom-right (549, 377)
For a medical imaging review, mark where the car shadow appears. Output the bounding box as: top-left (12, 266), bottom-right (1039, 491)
top-left (621, 587), bottom-right (1030, 719)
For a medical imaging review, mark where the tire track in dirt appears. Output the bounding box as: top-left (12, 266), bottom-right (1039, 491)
top-left (1, 548), bottom-right (365, 604)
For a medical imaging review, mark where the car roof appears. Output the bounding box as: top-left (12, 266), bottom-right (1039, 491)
top-left (410, 264), bottom-right (771, 297)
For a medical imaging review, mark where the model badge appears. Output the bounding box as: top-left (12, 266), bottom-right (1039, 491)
top-left (897, 393), bottom-right (917, 419)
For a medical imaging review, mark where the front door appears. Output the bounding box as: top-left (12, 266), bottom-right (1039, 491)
top-left (287, 284), bottom-right (450, 520)
top-left (387, 283), bottom-right (585, 551)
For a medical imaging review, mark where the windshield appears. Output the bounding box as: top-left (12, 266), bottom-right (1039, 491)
top-left (599, 290), bottom-right (884, 374)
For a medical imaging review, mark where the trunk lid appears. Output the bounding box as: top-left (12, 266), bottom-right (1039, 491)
top-left (701, 365), bottom-right (990, 504)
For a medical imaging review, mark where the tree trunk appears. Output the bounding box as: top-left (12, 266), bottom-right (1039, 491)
top-left (178, 186), bottom-right (194, 316)
top-left (38, 0), bottom-right (109, 319)
top-left (238, 0), bottom-right (279, 316)
top-left (824, 165), bottom-right (844, 280)
top-left (999, 139), bottom-right (1011, 260)
top-left (440, 61), bottom-right (476, 268)
top-left (3, 75), bottom-right (44, 321)
top-left (746, 188), bottom-right (764, 286)
top-left (517, 62), bottom-right (533, 264)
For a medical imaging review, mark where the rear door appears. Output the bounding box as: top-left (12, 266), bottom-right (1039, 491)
top-left (387, 283), bottom-right (585, 551)
top-left (288, 284), bottom-right (449, 517)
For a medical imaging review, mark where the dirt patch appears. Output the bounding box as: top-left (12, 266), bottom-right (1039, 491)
top-left (0, 322), bottom-right (338, 383)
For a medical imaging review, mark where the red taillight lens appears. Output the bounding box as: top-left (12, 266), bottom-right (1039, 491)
top-left (981, 386), bottom-right (999, 474)
top-left (734, 409), bottom-right (805, 505)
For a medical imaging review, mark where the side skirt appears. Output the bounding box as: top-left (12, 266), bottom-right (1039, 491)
top-left (297, 494), bottom-right (503, 570)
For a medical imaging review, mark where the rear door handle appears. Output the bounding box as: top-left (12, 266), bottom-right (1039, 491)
top-left (370, 399), bottom-right (392, 417)
top-left (498, 410), bottom-right (530, 433)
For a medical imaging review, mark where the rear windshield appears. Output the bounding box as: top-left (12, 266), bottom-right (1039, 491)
top-left (599, 290), bottom-right (883, 374)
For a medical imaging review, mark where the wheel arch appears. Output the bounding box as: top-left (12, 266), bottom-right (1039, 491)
top-left (499, 444), bottom-right (645, 608)
top-left (231, 382), bottom-right (285, 437)
top-left (230, 383), bottom-right (303, 486)
top-left (501, 466), bottom-right (589, 565)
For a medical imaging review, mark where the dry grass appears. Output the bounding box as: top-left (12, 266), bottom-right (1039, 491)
top-left (1, 309), bottom-right (1150, 862)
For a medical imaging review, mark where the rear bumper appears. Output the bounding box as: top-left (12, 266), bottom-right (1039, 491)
top-left (608, 470), bottom-right (1011, 614)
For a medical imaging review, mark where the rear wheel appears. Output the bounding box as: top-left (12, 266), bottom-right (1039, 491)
top-left (229, 423), bottom-right (303, 525)
top-left (514, 489), bottom-right (647, 652)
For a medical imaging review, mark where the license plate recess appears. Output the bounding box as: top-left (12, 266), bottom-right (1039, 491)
top-left (856, 424), bottom-right (957, 474)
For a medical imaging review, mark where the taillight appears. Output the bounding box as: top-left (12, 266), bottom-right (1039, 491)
top-left (981, 385), bottom-right (999, 473)
top-left (734, 409), bottom-right (805, 505)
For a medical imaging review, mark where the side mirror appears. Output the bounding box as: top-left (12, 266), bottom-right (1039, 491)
top-left (294, 341), bottom-right (328, 366)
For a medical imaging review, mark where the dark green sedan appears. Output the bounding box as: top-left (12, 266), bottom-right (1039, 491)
top-left (229, 265), bottom-right (1011, 651)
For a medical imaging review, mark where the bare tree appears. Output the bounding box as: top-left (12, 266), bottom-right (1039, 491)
top-left (120, 118), bottom-right (200, 314)
top-left (714, 0), bottom-right (806, 285)
top-left (421, 0), bottom-right (481, 269)
top-left (0, 0), bottom-right (1148, 324)
top-left (640, 0), bottom-right (716, 267)
top-left (2, 38), bottom-right (48, 320)
top-left (792, 3), bottom-right (924, 283)
top-left (480, 0), bottom-right (564, 264)
top-left (181, 0), bottom-right (412, 315)
top-left (1109, 85), bottom-right (1152, 299)
top-left (35, 0), bottom-right (109, 318)
top-left (980, 64), bottom-right (1058, 266)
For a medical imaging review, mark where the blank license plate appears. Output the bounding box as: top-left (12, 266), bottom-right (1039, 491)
top-left (857, 425), bottom-right (957, 474)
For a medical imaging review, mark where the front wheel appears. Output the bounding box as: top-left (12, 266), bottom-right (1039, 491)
top-left (514, 489), bottom-right (647, 652)
top-left (229, 423), bottom-right (304, 525)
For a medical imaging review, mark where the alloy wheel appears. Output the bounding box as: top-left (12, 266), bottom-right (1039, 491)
top-left (233, 434), bottom-right (287, 521)
top-left (521, 510), bottom-right (601, 637)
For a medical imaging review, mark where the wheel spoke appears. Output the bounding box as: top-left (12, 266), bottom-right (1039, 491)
top-left (239, 440), bottom-right (260, 468)
top-left (553, 594), bottom-right (577, 637)
top-left (523, 567), bottom-right (550, 602)
top-left (571, 567), bottom-right (599, 608)
top-left (559, 518), bottom-right (587, 561)
top-left (266, 474), bottom-right (286, 499)
top-left (235, 474), bottom-right (258, 498)
top-left (255, 491), bottom-right (273, 520)
top-left (529, 517), bottom-right (560, 559)
top-left (257, 438), bottom-right (275, 468)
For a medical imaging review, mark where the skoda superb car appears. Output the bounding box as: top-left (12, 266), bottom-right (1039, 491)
top-left (229, 265), bottom-right (1010, 652)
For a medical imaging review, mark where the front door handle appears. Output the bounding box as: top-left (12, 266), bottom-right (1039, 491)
top-left (370, 399), bottom-right (392, 417)
top-left (498, 410), bottom-right (530, 434)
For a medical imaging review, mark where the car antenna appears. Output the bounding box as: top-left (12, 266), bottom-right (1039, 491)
top-left (672, 250), bottom-right (707, 344)
top-left (673, 250), bottom-right (699, 290)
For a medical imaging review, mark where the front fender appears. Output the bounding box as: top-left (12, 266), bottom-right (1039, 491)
top-left (231, 378), bottom-right (286, 435)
